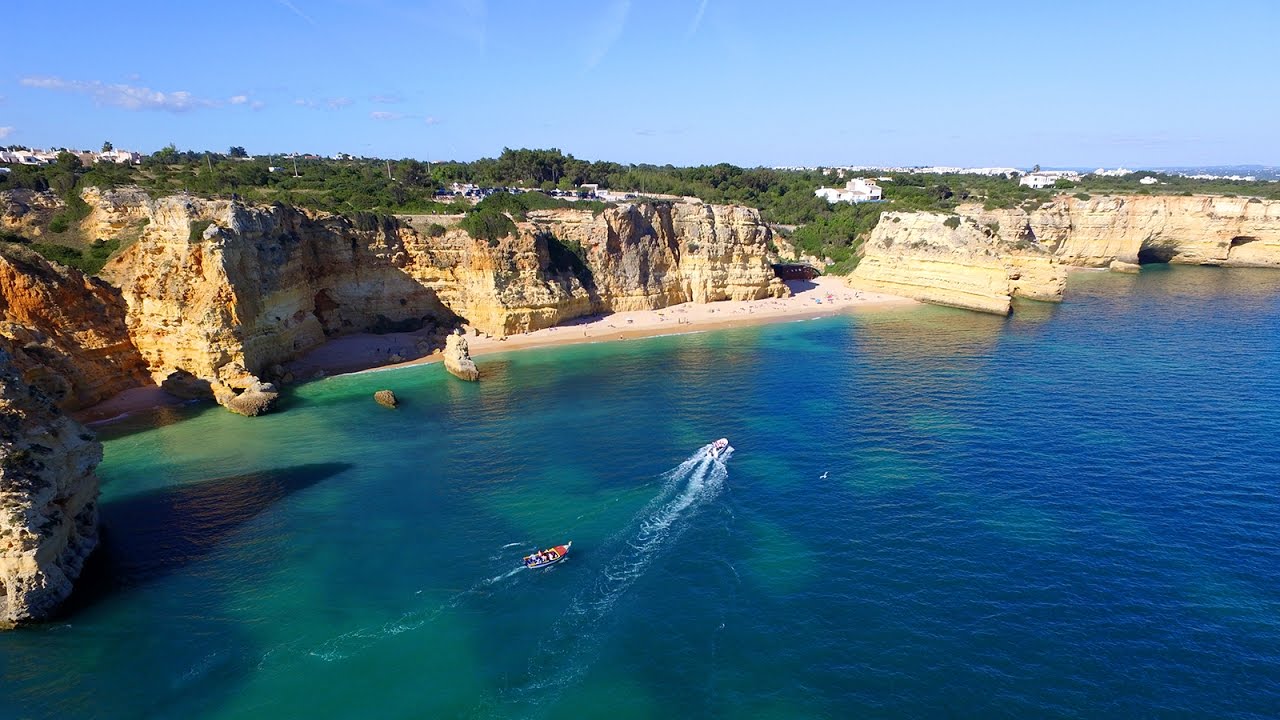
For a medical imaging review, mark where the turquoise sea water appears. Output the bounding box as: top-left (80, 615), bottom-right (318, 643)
top-left (3, 266), bottom-right (1280, 719)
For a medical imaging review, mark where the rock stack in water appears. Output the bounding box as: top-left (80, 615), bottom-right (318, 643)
top-left (443, 331), bottom-right (479, 382)
top-left (0, 347), bottom-right (101, 627)
top-left (374, 390), bottom-right (398, 408)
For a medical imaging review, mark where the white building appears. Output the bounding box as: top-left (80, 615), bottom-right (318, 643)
top-left (1019, 173), bottom-right (1056, 189)
top-left (1139, 176), bottom-right (1160, 185)
top-left (97, 149), bottom-right (141, 165)
top-left (1020, 170), bottom-right (1080, 189)
top-left (815, 178), bottom-right (883, 204)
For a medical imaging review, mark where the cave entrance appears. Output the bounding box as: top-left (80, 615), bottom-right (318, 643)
top-left (1137, 245), bottom-right (1176, 265)
top-left (1230, 236), bottom-right (1258, 247)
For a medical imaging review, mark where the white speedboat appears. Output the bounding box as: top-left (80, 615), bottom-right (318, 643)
top-left (709, 438), bottom-right (730, 459)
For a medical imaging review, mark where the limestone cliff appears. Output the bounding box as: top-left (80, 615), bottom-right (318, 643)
top-left (1025, 195), bottom-right (1280, 267)
top-left (850, 212), bottom-right (1066, 315)
top-left (851, 194), bottom-right (1280, 314)
top-left (78, 186), bottom-right (152, 242)
top-left (1, 190), bottom-right (63, 239)
top-left (99, 194), bottom-right (463, 411)
top-left (0, 243), bottom-right (150, 409)
top-left (448, 202), bottom-right (788, 335)
top-left (97, 192), bottom-right (784, 409)
top-left (0, 346), bottom-right (101, 627)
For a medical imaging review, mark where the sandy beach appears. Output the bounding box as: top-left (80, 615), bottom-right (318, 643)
top-left (75, 277), bottom-right (914, 423)
top-left (329, 277), bottom-right (914, 376)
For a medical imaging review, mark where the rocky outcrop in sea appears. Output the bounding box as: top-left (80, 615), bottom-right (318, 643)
top-left (443, 332), bottom-right (479, 382)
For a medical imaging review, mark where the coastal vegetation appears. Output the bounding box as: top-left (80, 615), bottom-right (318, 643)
top-left (28, 238), bottom-right (121, 275)
top-left (6, 145), bottom-right (1280, 275)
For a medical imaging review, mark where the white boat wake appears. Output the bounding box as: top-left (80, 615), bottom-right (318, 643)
top-left (496, 442), bottom-right (734, 711)
top-left (259, 442), bottom-right (732, 694)
top-left (259, 546), bottom-right (529, 668)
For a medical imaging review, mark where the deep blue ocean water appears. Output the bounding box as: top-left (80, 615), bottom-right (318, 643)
top-left (3, 265), bottom-right (1280, 719)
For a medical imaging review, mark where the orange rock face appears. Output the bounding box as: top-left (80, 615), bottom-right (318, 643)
top-left (0, 244), bottom-right (150, 409)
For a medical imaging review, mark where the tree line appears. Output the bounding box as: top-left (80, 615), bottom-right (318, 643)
top-left (5, 146), bottom-right (1278, 274)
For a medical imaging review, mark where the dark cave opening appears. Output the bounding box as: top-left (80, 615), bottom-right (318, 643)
top-left (1137, 245), bottom-right (1176, 264)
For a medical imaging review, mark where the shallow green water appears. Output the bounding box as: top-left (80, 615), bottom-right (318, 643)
top-left (3, 266), bottom-right (1280, 719)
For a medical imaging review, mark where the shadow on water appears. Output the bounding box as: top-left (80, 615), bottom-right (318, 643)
top-left (61, 462), bottom-right (352, 617)
top-left (84, 400), bottom-right (220, 443)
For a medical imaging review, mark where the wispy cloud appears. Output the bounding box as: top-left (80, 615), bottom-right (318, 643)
top-left (585, 0), bottom-right (631, 70)
top-left (686, 0), bottom-right (709, 39)
top-left (370, 111), bottom-right (406, 121)
top-left (297, 96), bottom-right (352, 110)
top-left (251, 100), bottom-right (267, 111)
top-left (425, 115), bottom-right (440, 126)
top-left (277, 0), bottom-right (317, 26)
top-left (19, 76), bottom-right (239, 113)
top-left (370, 94), bottom-right (403, 104)
top-left (0, 127), bottom-right (13, 140)
top-left (229, 95), bottom-right (249, 105)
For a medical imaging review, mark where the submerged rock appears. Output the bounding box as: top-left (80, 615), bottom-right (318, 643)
top-left (0, 347), bottom-right (101, 627)
top-left (1109, 259), bottom-right (1142, 274)
top-left (444, 331), bottom-right (479, 382)
top-left (374, 390), bottom-right (398, 408)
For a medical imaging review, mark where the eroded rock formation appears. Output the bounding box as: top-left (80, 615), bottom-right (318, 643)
top-left (0, 187), bottom-right (786, 414)
top-left (0, 243), bottom-right (150, 409)
top-left (851, 194), bottom-right (1280, 314)
top-left (850, 212), bottom-right (1066, 315)
top-left (1023, 195), bottom-right (1280, 267)
top-left (91, 190), bottom-right (783, 408)
top-left (0, 190), bottom-right (62, 239)
top-left (443, 331), bottom-right (479, 382)
top-left (0, 346), bottom-right (101, 626)
top-left (98, 194), bottom-right (461, 413)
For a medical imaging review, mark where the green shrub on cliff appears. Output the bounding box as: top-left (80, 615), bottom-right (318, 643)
top-left (459, 208), bottom-right (517, 246)
top-left (47, 190), bottom-right (92, 235)
top-left (540, 231), bottom-right (592, 284)
top-left (189, 220), bottom-right (214, 241)
top-left (29, 238), bottom-right (120, 275)
top-left (787, 202), bottom-right (882, 270)
top-left (943, 216), bottom-right (961, 229)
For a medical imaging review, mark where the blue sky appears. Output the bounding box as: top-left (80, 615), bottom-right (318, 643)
top-left (3, 0), bottom-right (1277, 167)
